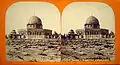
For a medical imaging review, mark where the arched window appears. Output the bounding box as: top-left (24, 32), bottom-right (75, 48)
top-left (33, 32), bottom-right (35, 35)
top-left (37, 32), bottom-right (38, 35)
top-left (35, 32), bottom-right (36, 35)
top-left (27, 31), bottom-right (31, 35)
top-left (39, 32), bottom-right (41, 35)
top-left (96, 31), bottom-right (97, 34)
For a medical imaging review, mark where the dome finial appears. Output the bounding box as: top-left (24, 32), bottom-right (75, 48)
top-left (34, 11), bottom-right (35, 16)
top-left (90, 11), bottom-right (94, 16)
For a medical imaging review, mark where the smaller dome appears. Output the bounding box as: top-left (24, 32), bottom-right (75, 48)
top-left (28, 16), bottom-right (42, 24)
top-left (86, 16), bottom-right (99, 25)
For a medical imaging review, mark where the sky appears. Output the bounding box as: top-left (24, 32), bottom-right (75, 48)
top-left (62, 2), bottom-right (115, 34)
top-left (6, 2), bottom-right (115, 35)
top-left (6, 2), bottom-right (60, 34)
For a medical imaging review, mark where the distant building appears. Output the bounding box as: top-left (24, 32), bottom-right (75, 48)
top-left (76, 16), bottom-right (114, 39)
top-left (17, 16), bottom-right (52, 39)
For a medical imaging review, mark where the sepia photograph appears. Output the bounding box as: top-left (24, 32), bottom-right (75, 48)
top-left (61, 2), bottom-right (115, 62)
top-left (1, 0), bottom-right (120, 64)
top-left (5, 2), bottom-right (115, 62)
top-left (5, 2), bottom-right (61, 62)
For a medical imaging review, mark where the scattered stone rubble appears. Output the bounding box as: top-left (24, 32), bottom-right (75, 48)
top-left (61, 39), bottom-right (115, 62)
top-left (6, 38), bottom-right (115, 62)
top-left (6, 39), bottom-right (61, 62)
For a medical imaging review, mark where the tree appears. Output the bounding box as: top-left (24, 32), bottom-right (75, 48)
top-left (5, 34), bottom-right (8, 39)
top-left (8, 30), bottom-right (17, 39)
top-left (12, 30), bottom-right (17, 35)
top-left (68, 29), bottom-right (74, 35)
top-left (68, 29), bottom-right (75, 39)
top-left (52, 31), bottom-right (59, 38)
top-left (109, 31), bottom-right (115, 38)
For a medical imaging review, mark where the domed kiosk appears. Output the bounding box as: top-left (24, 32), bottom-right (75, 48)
top-left (76, 16), bottom-right (110, 39)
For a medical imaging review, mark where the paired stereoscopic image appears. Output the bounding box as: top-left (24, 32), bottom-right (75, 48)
top-left (61, 2), bottom-right (115, 62)
top-left (6, 2), bottom-right (115, 62)
top-left (6, 2), bottom-right (61, 62)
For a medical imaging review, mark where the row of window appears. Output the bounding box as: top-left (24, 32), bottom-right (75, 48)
top-left (85, 31), bottom-right (100, 35)
top-left (27, 31), bottom-right (43, 35)
top-left (27, 24), bottom-right (42, 28)
top-left (85, 24), bottom-right (99, 28)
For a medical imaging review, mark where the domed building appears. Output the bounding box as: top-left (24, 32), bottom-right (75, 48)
top-left (27, 16), bottom-right (43, 29)
top-left (85, 16), bottom-right (100, 29)
top-left (76, 16), bottom-right (110, 39)
top-left (18, 16), bottom-right (52, 39)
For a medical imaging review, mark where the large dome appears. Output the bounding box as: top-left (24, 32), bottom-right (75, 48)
top-left (86, 16), bottom-right (100, 25)
top-left (28, 16), bottom-right (42, 24)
